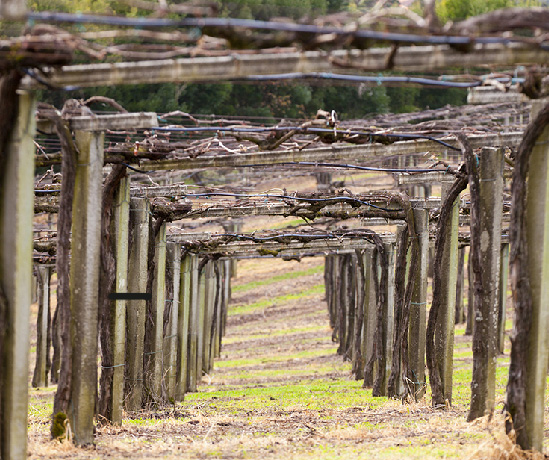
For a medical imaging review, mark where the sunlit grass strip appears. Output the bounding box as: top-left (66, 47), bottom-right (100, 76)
top-left (229, 284), bottom-right (325, 316)
top-left (232, 264), bottom-right (324, 293)
top-left (216, 346), bottom-right (338, 369)
top-left (223, 324), bottom-right (329, 344)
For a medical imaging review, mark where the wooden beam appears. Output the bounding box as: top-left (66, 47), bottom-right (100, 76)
top-left (21, 43), bottom-right (549, 89)
top-left (37, 113), bottom-right (158, 134)
top-left (137, 132), bottom-right (522, 171)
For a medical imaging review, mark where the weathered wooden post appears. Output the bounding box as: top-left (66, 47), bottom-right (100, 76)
top-left (176, 252), bottom-right (192, 400)
top-left (166, 243), bottom-right (181, 401)
top-left (465, 249), bottom-right (474, 336)
top-left (455, 246), bottom-right (466, 324)
top-left (435, 179), bottom-right (459, 404)
top-left (468, 146), bottom-right (503, 421)
top-left (68, 129), bottom-right (104, 444)
top-left (214, 261), bottom-right (223, 359)
top-left (125, 198), bottom-right (150, 411)
top-left (409, 208), bottom-right (428, 399)
top-left (362, 248), bottom-right (376, 387)
top-left (378, 241), bottom-right (395, 396)
top-left (187, 254), bottom-right (200, 392)
top-left (222, 259), bottom-right (231, 338)
top-left (497, 243), bottom-right (509, 353)
top-left (145, 222), bottom-right (167, 401)
top-left (521, 101), bottom-right (549, 450)
top-left (0, 90), bottom-right (36, 460)
top-left (111, 175), bottom-right (129, 424)
top-left (197, 260), bottom-right (207, 378)
top-left (203, 261), bottom-right (215, 374)
top-left (32, 266), bottom-right (51, 389)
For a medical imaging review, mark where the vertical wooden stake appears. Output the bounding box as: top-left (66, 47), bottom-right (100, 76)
top-left (497, 243), bottom-right (509, 354)
top-left (176, 252), bottom-right (191, 400)
top-left (409, 208), bottom-right (428, 399)
top-left (187, 255), bottom-right (200, 392)
top-left (111, 175), bottom-right (129, 425)
top-left (69, 130), bottom-right (104, 445)
top-left (166, 243), bottom-right (181, 401)
top-left (0, 90), bottom-right (35, 460)
top-left (435, 180), bottom-right (459, 404)
top-left (469, 146), bottom-right (503, 420)
top-left (145, 223), bottom-right (167, 400)
top-left (197, 262), bottom-right (207, 380)
top-left (380, 241), bottom-right (395, 396)
top-left (125, 198), bottom-right (150, 411)
top-left (523, 103), bottom-right (549, 450)
top-left (362, 248), bottom-right (376, 387)
top-left (33, 266), bottom-right (50, 389)
top-left (203, 262), bottom-right (215, 374)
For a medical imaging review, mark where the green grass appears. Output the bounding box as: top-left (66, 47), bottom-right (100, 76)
top-left (223, 324), bottom-right (329, 345)
top-left (232, 264), bottom-right (324, 293)
top-left (229, 284), bottom-right (325, 316)
top-left (215, 347), bottom-right (338, 369)
top-left (183, 379), bottom-right (388, 412)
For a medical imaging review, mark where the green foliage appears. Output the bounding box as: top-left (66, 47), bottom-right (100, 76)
top-left (436, 0), bottom-right (519, 22)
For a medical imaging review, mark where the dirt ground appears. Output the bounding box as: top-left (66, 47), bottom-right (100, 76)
top-left (26, 254), bottom-right (548, 459)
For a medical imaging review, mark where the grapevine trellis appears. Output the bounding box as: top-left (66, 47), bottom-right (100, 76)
top-left (1, 1), bottom-right (549, 459)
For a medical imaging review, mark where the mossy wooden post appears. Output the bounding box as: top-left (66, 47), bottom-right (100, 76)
top-left (0, 90), bottom-right (35, 460)
top-left (362, 248), bottom-right (376, 387)
top-left (111, 175), bottom-right (129, 425)
top-left (33, 266), bottom-right (50, 389)
top-left (197, 261), bottom-right (207, 381)
top-left (166, 243), bottom-right (181, 401)
top-left (497, 243), bottom-right (509, 353)
top-left (125, 197), bottom-right (149, 411)
top-left (187, 255), bottom-right (200, 392)
top-left (469, 146), bottom-right (503, 421)
top-left (146, 222), bottom-right (167, 400)
top-left (435, 180), bottom-right (459, 404)
top-left (69, 130), bottom-right (104, 445)
top-left (409, 208), bottom-right (428, 399)
top-left (176, 252), bottom-right (192, 399)
top-left (523, 101), bottom-right (549, 451)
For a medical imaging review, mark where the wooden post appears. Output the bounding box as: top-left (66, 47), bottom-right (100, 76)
top-left (455, 246), bottom-right (466, 324)
top-left (125, 197), bottom-right (150, 411)
top-left (69, 130), bottom-right (104, 445)
top-left (145, 222), bottom-right (167, 401)
top-left (111, 175), bottom-right (129, 425)
top-left (32, 266), bottom-right (50, 389)
top-left (465, 248), bottom-right (474, 336)
top-left (497, 243), bottom-right (509, 353)
top-left (435, 180), bottom-right (459, 404)
top-left (203, 262), bottom-right (215, 374)
top-left (523, 102), bottom-right (549, 450)
top-left (468, 146), bottom-right (503, 420)
top-left (409, 208), bottom-right (428, 399)
top-left (0, 90), bottom-right (36, 460)
top-left (176, 252), bottom-right (192, 400)
top-left (214, 261), bottom-right (223, 359)
top-left (187, 255), bottom-right (200, 391)
top-left (222, 259), bottom-right (230, 338)
top-left (362, 248), bottom-right (376, 387)
top-left (197, 261), bottom-right (207, 381)
top-left (378, 241), bottom-right (395, 396)
top-left (166, 243), bottom-right (181, 401)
